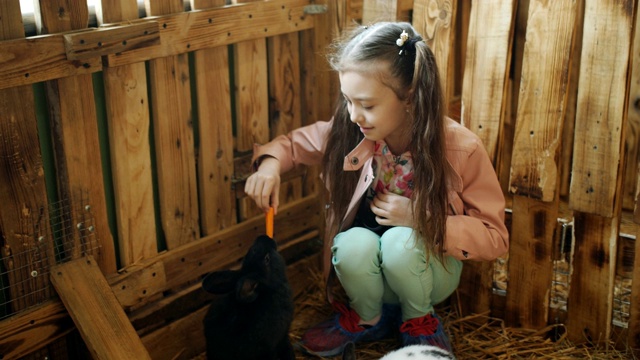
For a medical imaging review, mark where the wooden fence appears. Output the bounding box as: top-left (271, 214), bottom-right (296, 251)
top-left (0, 0), bottom-right (639, 358)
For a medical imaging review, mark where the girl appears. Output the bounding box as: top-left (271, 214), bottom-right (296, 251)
top-left (244, 22), bottom-right (509, 357)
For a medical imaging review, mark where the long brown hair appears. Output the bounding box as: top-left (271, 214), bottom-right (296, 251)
top-left (322, 22), bottom-right (452, 263)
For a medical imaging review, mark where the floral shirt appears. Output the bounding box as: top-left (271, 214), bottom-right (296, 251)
top-left (371, 140), bottom-right (414, 198)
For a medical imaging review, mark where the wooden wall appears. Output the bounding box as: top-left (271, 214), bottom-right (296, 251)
top-left (0, 0), bottom-right (639, 358)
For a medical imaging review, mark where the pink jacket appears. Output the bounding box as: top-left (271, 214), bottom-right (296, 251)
top-left (253, 118), bottom-right (509, 272)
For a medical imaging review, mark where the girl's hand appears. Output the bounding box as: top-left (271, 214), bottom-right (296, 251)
top-left (244, 157), bottom-right (281, 214)
top-left (370, 190), bottom-right (415, 227)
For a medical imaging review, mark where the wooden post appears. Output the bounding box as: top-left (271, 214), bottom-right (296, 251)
top-left (145, 0), bottom-right (200, 248)
top-left (566, 0), bottom-right (635, 344)
top-left (95, 0), bottom-right (158, 267)
top-left (457, 0), bottom-right (516, 317)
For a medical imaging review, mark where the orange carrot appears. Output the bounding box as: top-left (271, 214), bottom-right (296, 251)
top-left (266, 207), bottom-right (274, 238)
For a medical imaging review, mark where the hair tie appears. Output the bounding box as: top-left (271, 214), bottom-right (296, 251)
top-left (396, 30), bottom-right (412, 56)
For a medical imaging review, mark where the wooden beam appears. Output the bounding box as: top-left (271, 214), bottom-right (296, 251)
top-left (105, 0), bottom-right (314, 67)
top-left (50, 256), bottom-right (151, 360)
top-left (63, 22), bottom-right (160, 60)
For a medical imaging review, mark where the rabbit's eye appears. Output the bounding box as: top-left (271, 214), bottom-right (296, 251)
top-left (264, 253), bottom-right (271, 265)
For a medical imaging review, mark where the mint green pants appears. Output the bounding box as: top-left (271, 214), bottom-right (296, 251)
top-left (331, 226), bottom-right (463, 322)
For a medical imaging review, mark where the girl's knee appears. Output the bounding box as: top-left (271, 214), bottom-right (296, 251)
top-left (332, 227), bottom-right (381, 271)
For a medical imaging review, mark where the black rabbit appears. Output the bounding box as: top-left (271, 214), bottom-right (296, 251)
top-left (202, 235), bottom-right (295, 360)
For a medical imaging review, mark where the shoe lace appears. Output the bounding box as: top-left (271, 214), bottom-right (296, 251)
top-left (332, 301), bottom-right (364, 333)
top-left (400, 314), bottom-right (439, 337)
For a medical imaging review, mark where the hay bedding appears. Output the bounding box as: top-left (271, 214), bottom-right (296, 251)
top-left (289, 270), bottom-right (634, 360)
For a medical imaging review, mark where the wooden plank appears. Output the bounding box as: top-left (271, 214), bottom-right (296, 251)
top-left (50, 256), bottom-right (151, 360)
top-left (0, 301), bottom-right (74, 360)
top-left (455, 0), bottom-right (515, 318)
top-left (146, 0), bottom-right (200, 249)
top-left (98, 0), bottom-right (158, 267)
top-left (509, 0), bottom-right (576, 202)
top-left (569, 0), bottom-right (634, 217)
top-left (192, 0), bottom-right (236, 235)
top-left (460, 0), bottom-right (515, 164)
top-left (0, 35), bottom-right (102, 91)
top-left (560, 0), bottom-right (584, 199)
top-left (506, 0), bottom-right (577, 330)
top-left (63, 22), bottom-right (160, 60)
top-left (33, 0), bottom-right (89, 34)
top-left (104, 0), bottom-right (314, 67)
top-left (232, 0), bottom-right (270, 222)
top-left (566, 213), bottom-right (619, 344)
top-left (505, 196), bottom-right (558, 328)
top-left (0, 0), bottom-right (53, 314)
top-left (36, 0), bottom-right (117, 275)
top-left (362, 0), bottom-right (398, 23)
top-left (566, 1), bottom-right (633, 343)
top-left (95, 0), bottom-right (140, 25)
top-left (412, 0), bottom-right (457, 102)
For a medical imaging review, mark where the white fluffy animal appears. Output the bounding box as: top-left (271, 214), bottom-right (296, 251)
top-left (342, 343), bottom-right (455, 360)
top-left (379, 344), bottom-right (455, 360)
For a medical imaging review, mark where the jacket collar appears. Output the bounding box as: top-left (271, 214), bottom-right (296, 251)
top-left (341, 137), bottom-right (463, 193)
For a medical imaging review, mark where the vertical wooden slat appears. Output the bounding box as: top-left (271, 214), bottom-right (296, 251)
top-left (506, 0), bottom-right (577, 329)
top-left (0, 0), bottom-right (52, 313)
top-left (461, 0), bottom-right (515, 167)
top-left (233, 0), bottom-right (271, 221)
top-left (566, 0), bottom-right (635, 344)
top-left (36, 0), bottom-right (116, 275)
top-left (268, 32), bottom-right (304, 209)
top-left (456, 0), bottom-right (515, 317)
top-left (96, 0), bottom-right (158, 266)
top-left (362, 0), bottom-right (398, 23)
top-left (145, 0), bottom-right (200, 248)
top-left (412, 0), bottom-right (457, 102)
top-left (191, 0), bottom-right (236, 235)
top-left (33, 0), bottom-right (88, 34)
top-left (233, 0), bottom-right (270, 153)
top-left (569, 1), bottom-right (633, 217)
top-left (560, 1), bottom-right (585, 200)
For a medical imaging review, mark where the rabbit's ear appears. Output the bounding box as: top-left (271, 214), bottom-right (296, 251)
top-left (236, 275), bottom-right (259, 303)
top-left (202, 270), bottom-right (240, 294)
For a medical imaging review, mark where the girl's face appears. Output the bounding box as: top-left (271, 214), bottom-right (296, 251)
top-left (339, 69), bottom-right (410, 154)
